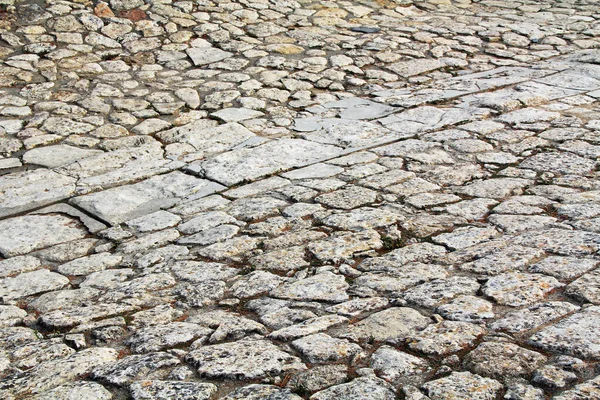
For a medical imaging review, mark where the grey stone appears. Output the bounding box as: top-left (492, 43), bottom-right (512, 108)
top-left (0, 348), bottom-right (118, 398)
top-left (0, 269), bottom-right (70, 301)
top-left (0, 169), bottom-right (76, 218)
top-left (91, 352), bottom-right (181, 386)
top-left (310, 376), bottom-right (397, 400)
top-left (482, 272), bottom-right (563, 307)
top-left (408, 321), bottom-right (486, 356)
top-left (371, 346), bottom-right (429, 385)
top-left (464, 342), bottom-right (547, 378)
top-left (529, 306), bottom-right (600, 359)
top-left (186, 338), bottom-right (306, 380)
top-left (292, 333), bottom-right (361, 363)
top-left (271, 272), bottom-right (349, 303)
top-left (342, 307), bottom-right (430, 344)
top-left (72, 172), bottom-right (225, 225)
top-left (23, 145), bottom-right (103, 168)
top-left (421, 371), bottom-right (503, 400)
top-left (0, 215), bottom-right (87, 257)
top-left (130, 381), bottom-right (217, 400)
top-left (196, 139), bottom-right (341, 186)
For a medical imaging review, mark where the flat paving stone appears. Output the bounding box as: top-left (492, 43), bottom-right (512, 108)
top-left (186, 338), bottom-right (306, 380)
top-left (0, 215), bottom-right (87, 257)
top-left (72, 172), bottom-right (225, 225)
top-left (0, 169), bottom-right (77, 218)
top-left (528, 306), bottom-right (600, 360)
top-left (195, 139), bottom-right (341, 186)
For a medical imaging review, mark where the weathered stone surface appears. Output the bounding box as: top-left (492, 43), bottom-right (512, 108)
top-left (491, 301), bottom-right (579, 334)
top-left (130, 380), bottom-right (217, 400)
top-left (408, 321), bottom-right (486, 356)
top-left (196, 139), bottom-right (341, 186)
top-left (0, 269), bottom-right (69, 301)
top-left (482, 272), bottom-right (563, 307)
top-left (271, 272), bottom-right (349, 303)
top-left (528, 306), bottom-right (600, 360)
top-left (0, 170), bottom-right (76, 218)
top-left (291, 333), bottom-right (361, 364)
top-left (371, 346), bottom-right (429, 385)
top-left (421, 371), bottom-right (503, 400)
top-left (463, 342), bottom-right (547, 378)
top-left (0, 215), bottom-right (87, 257)
top-left (310, 376), bottom-right (397, 400)
top-left (126, 322), bottom-right (212, 353)
top-left (72, 172), bottom-right (225, 225)
top-left (342, 307), bottom-right (430, 344)
top-left (2, 0), bottom-right (600, 394)
top-left (91, 352), bottom-right (180, 386)
top-left (0, 348), bottom-right (118, 398)
top-left (186, 339), bottom-right (306, 380)
top-left (29, 382), bottom-right (113, 400)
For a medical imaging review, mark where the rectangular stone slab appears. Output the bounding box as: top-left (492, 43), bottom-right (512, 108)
top-left (0, 169), bottom-right (76, 218)
top-left (192, 138), bottom-right (342, 186)
top-left (71, 171), bottom-right (225, 225)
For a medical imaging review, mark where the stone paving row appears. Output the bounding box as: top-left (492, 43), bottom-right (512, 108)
top-left (0, 0), bottom-right (600, 398)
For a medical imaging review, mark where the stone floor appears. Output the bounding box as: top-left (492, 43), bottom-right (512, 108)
top-left (0, 0), bottom-right (599, 398)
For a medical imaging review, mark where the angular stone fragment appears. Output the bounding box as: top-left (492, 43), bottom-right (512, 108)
top-left (223, 385), bottom-right (302, 400)
top-left (342, 307), bottom-right (430, 344)
top-left (269, 315), bottom-right (348, 341)
top-left (388, 58), bottom-right (445, 77)
top-left (29, 382), bottom-right (113, 400)
top-left (0, 305), bottom-right (27, 327)
top-left (130, 380), bottom-right (217, 400)
top-left (520, 152), bottom-right (596, 175)
top-left (491, 301), bottom-right (579, 334)
top-left (464, 342), bottom-right (547, 378)
top-left (514, 228), bottom-right (600, 256)
top-left (565, 268), bottom-right (600, 304)
top-left (0, 269), bottom-right (69, 301)
top-left (436, 296), bottom-right (495, 322)
top-left (482, 272), bottom-right (563, 307)
top-left (408, 321), bottom-right (485, 356)
top-left (271, 272), bottom-right (349, 303)
top-left (186, 339), bottom-right (306, 380)
top-left (292, 333), bottom-right (361, 363)
top-left (288, 365), bottom-right (348, 395)
top-left (57, 253), bottom-right (122, 276)
top-left (72, 172), bottom-right (225, 225)
top-left (0, 215), bottom-right (87, 257)
top-left (553, 375), bottom-right (600, 400)
top-left (0, 170), bottom-right (76, 218)
top-left (0, 348), bottom-right (118, 398)
top-left (528, 306), bottom-right (600, 359)
top-left (421, 371), bottom-right (503, 400)
top-left (458, 178), bottom-right (531, 199)
top-left (371, 346), bottom-right (429, 385)
top-left (23, 145), bottom-right (103, 168)
top-left (315, 186), bottom-right (377, 210)
top-left (126, 322), bottom-right (213, 353)
top-left (403, 277), bottom-right (480, 308)
top-left (0, 256), bottom-right (41, 279)
top-left (91, 352), bottom-right (180, 386)
top-left (308, 230), bottom-right (382, 263)
top-left (197, 139), bottom-right (341, 186)
top-left (310, 377), bottom-right (397, 400)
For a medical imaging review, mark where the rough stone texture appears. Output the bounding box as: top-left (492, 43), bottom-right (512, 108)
top-left (463, 342), bottom-right (547, 378)
top-left (421, 371), bottom-right (503, 400)
top-left (528, 306), bottom-right (600, 360)
top-left (1, 0), bottom-right (600, 397)
top-left (186, 339), bottom-right (306, 380)
top-left (0, 215), bottom-right (87, 257)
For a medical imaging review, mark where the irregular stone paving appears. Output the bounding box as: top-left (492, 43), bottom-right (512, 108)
top-left (0, 0), bottom-right (600, 398)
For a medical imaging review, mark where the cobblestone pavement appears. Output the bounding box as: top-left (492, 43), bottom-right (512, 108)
top-left (0, 0), bottom-right (600, 398)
